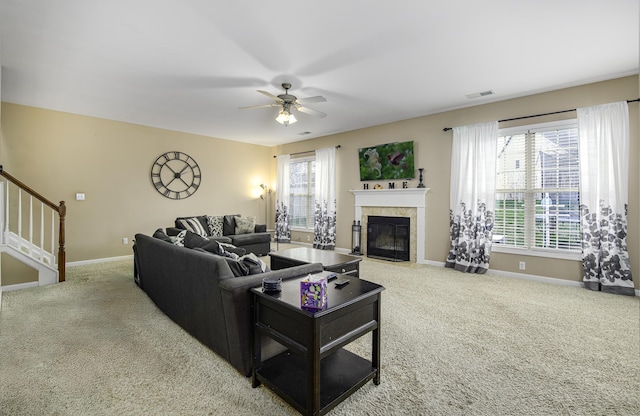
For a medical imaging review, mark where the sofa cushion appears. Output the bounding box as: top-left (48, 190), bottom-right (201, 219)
top-left (229, 232), bottom-right (271, 247)
top-left (223, 215), bottom-right (240, 236)
top-left (176, 216), bottom-right (209, 237)
top-left (235, 216), bottom-right (256, 234)
top-left (207, 215), bottom-right (224, 237)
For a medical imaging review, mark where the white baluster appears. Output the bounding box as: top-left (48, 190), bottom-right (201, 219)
top-left (18, 188), bottom-right (22, 251)
top-left (0, 181), bottom-right (4, 244)
top-left (29, 195), bottom-right (34, 256)
top-left (51, 210), bottom-right (55, 265)
top-left (4, 180), bottom-right (8, 240)
top-left (40, 202), bottom-right (45, 262)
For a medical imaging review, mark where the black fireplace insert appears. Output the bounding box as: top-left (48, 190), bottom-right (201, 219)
top-left (366, 216), bottom-right (410, 262)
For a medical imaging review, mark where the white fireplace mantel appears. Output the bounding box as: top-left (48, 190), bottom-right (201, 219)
top-left (350, 188), bottom-right (429, 263)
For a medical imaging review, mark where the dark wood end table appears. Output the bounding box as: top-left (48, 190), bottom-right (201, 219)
top-left (269, 247), bottom-right (362, 278)
top-left (251, 271), bottom-right (384, 416)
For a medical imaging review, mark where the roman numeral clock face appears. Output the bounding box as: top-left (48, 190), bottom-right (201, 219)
top-left (151, 151), bottom-right (201, 199)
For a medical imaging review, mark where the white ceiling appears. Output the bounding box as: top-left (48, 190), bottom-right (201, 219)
top-left (1, 0), bottom-right (638, 147)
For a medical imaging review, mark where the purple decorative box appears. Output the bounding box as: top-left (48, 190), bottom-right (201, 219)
top-left (300, 274), bottom-right (328, 311)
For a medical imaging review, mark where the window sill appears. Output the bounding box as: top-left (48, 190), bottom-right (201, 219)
top-left (492, 245), bottom-right (582, 261)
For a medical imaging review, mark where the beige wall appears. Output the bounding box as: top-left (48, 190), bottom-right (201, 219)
top-left (2, 76), bottom-right (638, 291)
top-left (2, 105), bottom-right (272, 285)
top-left (275, 76), bottom-right (639, 290)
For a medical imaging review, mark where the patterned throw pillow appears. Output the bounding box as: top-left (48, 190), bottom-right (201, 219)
top-left (235, 216), bottom-right (256, 234)
top-left (173, 230), bottom-right (187, 247)
top-left (207, 216), bottom-right (224, 237)
top-left (176, 217), bottom-right (208, 237)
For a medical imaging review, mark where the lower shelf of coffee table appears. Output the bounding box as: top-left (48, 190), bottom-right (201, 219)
top-left (256, 348), bottom-right (376, 414)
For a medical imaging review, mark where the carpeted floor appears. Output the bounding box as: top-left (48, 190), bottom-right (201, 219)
top-left (1, 250), bottom-right (639, 415)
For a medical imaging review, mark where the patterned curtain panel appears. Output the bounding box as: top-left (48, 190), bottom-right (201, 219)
top-left (275, 154), bottom-right (291, 243)
top-left (577, 101), bottom-right (634, 296)
top-left (313, 147), bottom-right (337, 250)
top-left (446, 121), bottom-right (498, 273)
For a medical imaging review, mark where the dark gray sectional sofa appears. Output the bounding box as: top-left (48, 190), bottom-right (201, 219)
top-left (134, 233), bottom-right (323, 376)
top-left (167, 214), bottom-right (271, 256)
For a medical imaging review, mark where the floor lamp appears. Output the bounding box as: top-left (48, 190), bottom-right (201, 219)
top-left (260, 184), bottom-right (268, 225)
top-left (260, 184), bottom-right (276, 250)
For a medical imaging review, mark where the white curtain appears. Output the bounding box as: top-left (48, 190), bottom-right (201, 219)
top-left (275, 154), bottom-right (291, 243)
top-left (445, 121), bottom-right (498, 273)
top-left (577, 101), bottom-right (634, 295)
top-left (314, 147), bottom-right (337, 250)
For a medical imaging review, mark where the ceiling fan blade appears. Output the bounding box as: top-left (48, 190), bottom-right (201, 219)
top-left (257, 90), bottom-right (283, 102)
top-left (239, 103), bottom-right (280, 110)
top-left (296, 105), bottom-right (327, 118)
top-left (296, 95), bottom-right (327, 104)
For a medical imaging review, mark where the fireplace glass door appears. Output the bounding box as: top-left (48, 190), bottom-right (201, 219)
top-left (367, 216), bottom-right (410, 262)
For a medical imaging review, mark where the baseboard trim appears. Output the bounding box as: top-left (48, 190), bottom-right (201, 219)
top-left (488, 269), bottom-right (583, 289)
top-left (423, 260), bottom-right (639, 296)
top-left (424, 259), bottom-right (582, 288)
top-left (2, 281), bottom-right (39, 292)
top-left (67, 255), bottom-right (134, 267)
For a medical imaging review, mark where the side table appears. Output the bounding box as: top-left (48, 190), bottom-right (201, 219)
top-left (251, 272), bottom-right (384, 415)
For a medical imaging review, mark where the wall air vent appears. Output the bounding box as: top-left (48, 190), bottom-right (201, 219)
top-left (465, 90), bottom-right (494, 99)
top-left (298, 131), bottom-right (312, 136)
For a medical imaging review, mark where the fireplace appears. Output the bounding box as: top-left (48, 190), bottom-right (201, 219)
top-left (367, 216), bottom-right (410, 262)
top-left (351, 188), bottom-right (429, 263)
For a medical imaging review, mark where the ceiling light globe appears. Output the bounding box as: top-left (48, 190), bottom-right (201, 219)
top-left (275, 110), bottom-right (297, 126)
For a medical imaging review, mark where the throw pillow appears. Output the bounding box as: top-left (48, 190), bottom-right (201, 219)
top-left (152, 228), bottom-right (173, 243)
top-left (173, 230), bottom-right (187, 247)
top-left (207, 215), bottom-right (224, 237)
top-left (201, 239), bottom-right (223, 255)
top-left (235, 216), bottom-right (256, 235)
top-left (190, 248), bottom-right (248, 277)
top-left (182, 230), bottom-right (230, 256)
top-left (223, 215), bottom-right (240, 236)
top-left (183, 230), bottom-right (209, 248)
top-left (176, 216), bottom-right (208, 237)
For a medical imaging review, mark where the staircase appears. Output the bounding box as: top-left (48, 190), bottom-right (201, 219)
top-left (0, 166), bottom-right (66, 306)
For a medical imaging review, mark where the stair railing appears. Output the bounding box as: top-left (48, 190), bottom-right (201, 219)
top-left (0, 165), bottom-right (66, 282)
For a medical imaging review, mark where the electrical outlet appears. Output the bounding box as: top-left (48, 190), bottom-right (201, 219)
top-left (306, 235), bottom-right (311, 242)
top-left (519, 261), bottom-right (525, 270)
top-left (122, 237), bottom-right (128, 245)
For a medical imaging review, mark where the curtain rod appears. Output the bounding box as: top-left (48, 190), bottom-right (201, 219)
top-left (442, 98), bottom-right (640, 132)
top-left (273, 145), bottom-right (341, 158)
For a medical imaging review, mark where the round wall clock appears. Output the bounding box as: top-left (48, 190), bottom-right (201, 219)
top-left (151, 151), bottom-right (201, 199)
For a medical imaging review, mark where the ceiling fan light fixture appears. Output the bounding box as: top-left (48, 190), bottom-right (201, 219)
top-left (276, 109), bottom-right (297, 126)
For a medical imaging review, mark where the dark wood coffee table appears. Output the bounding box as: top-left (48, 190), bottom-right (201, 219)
top-left (270, 247), bottom-right (362, 278)
top-left (251, 271), bottom-right (384, 416)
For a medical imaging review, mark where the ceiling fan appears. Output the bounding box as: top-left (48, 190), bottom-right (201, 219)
top-left (239, 83), bottom-right (327, 126)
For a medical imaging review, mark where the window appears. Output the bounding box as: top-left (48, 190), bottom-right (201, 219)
top-left (289, 157), bottom-right (315, 229)
top-left (494, 120), bottom-right (581, 258)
